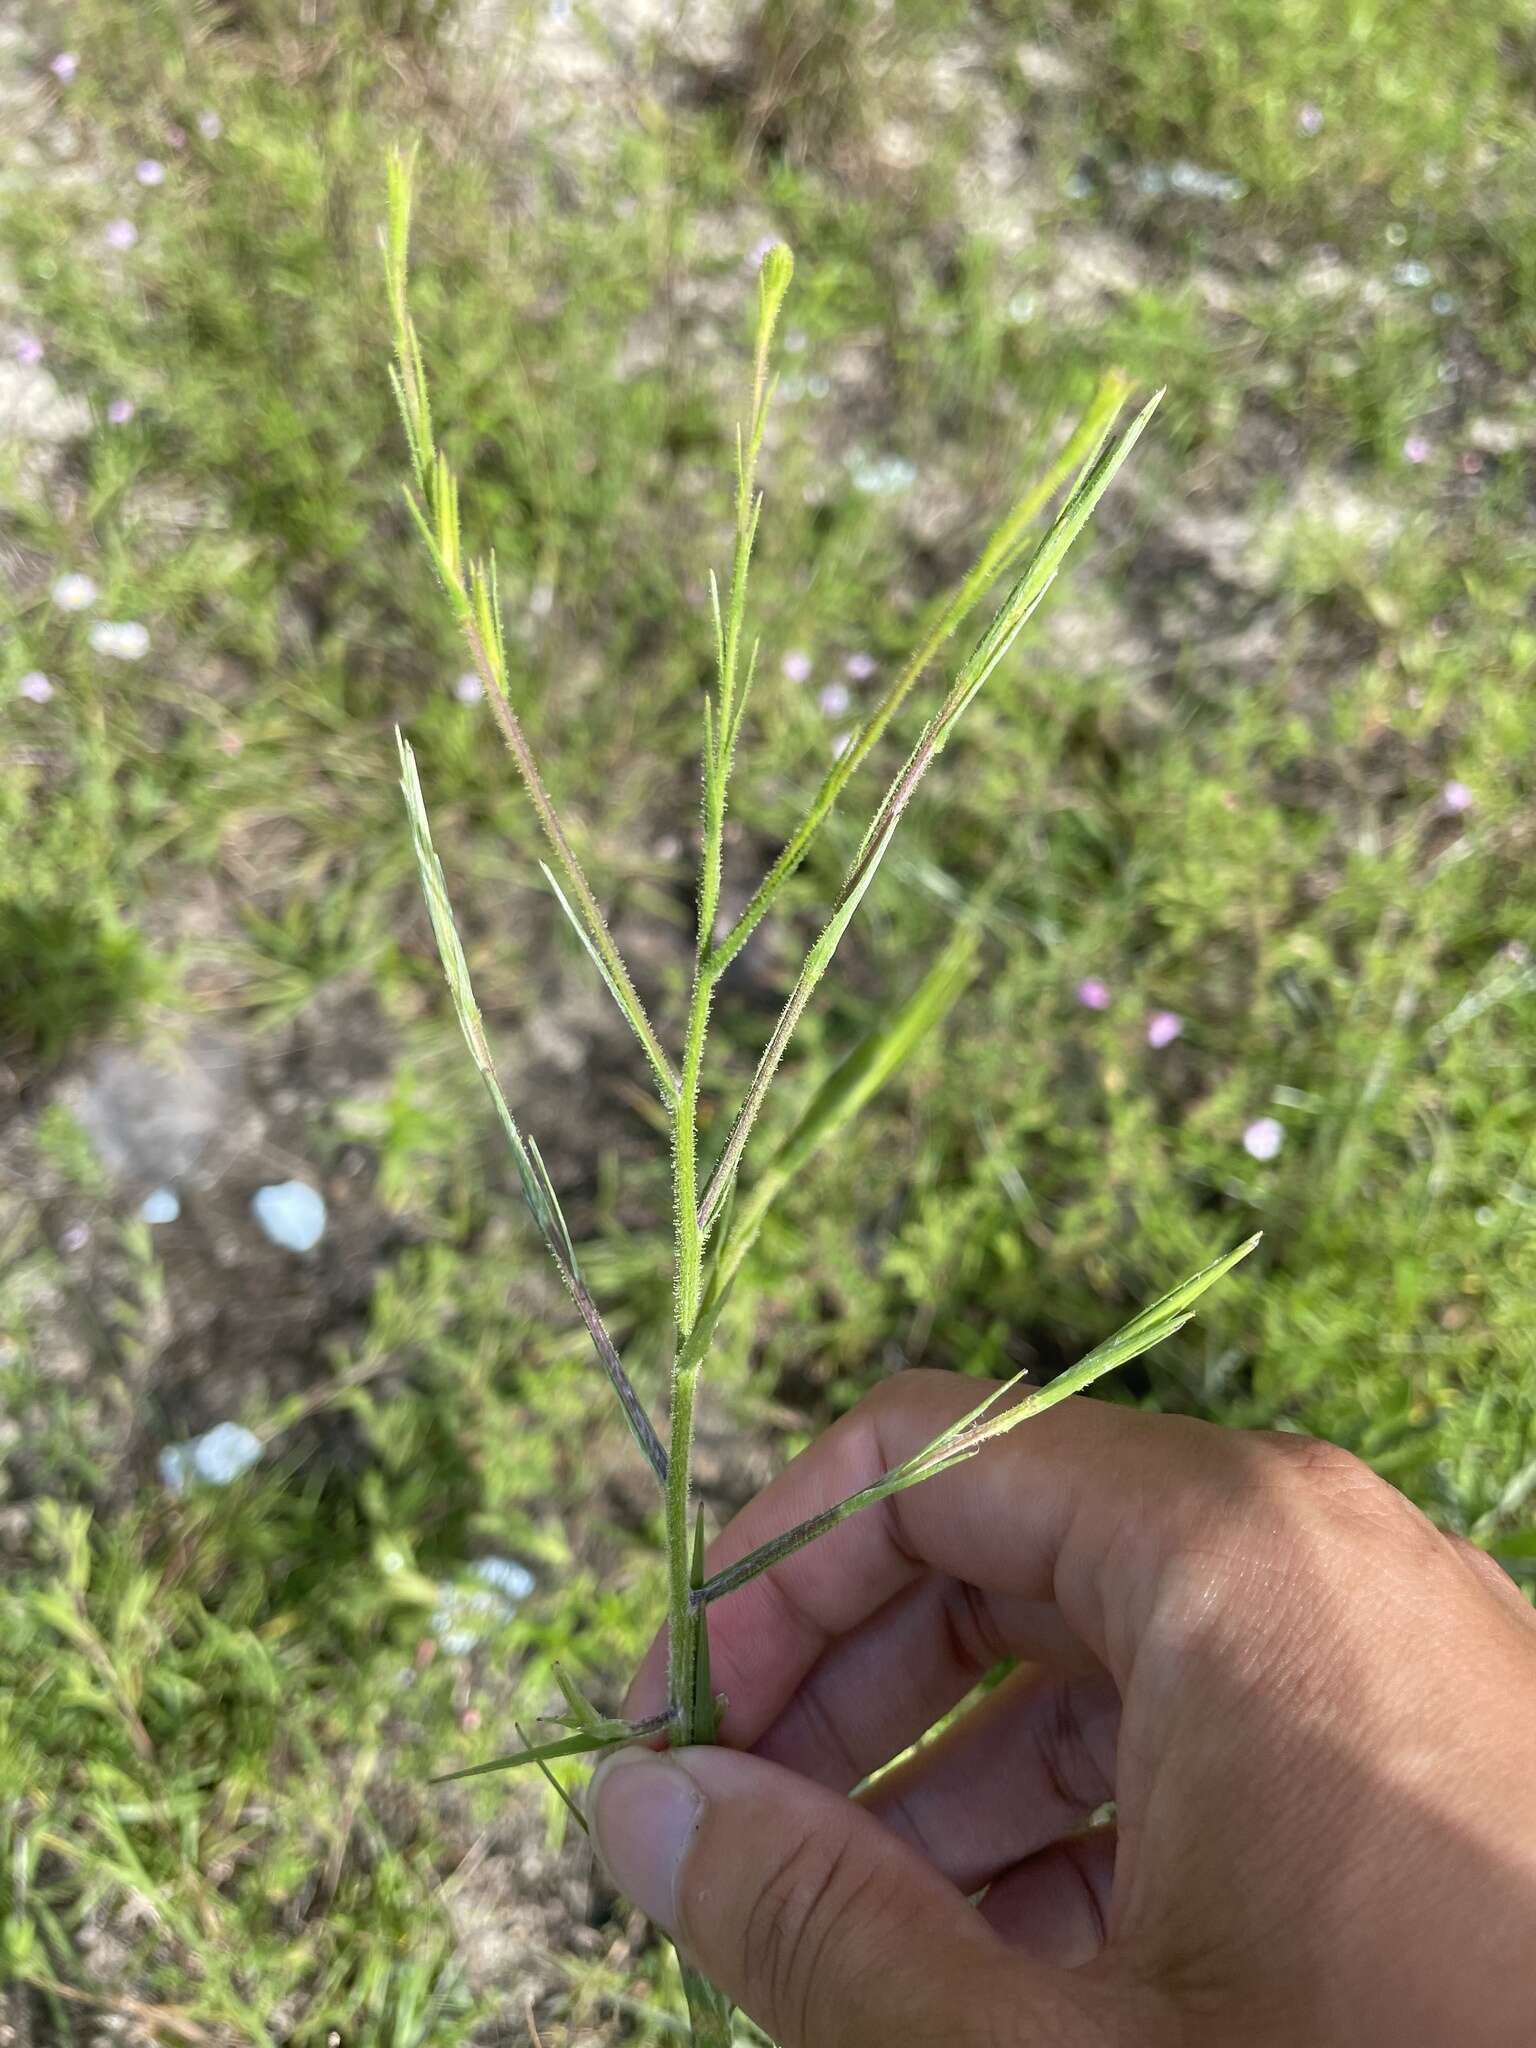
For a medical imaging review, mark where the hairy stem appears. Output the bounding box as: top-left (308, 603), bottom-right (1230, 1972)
top-left (667, 248), bottom-right (794, 1746)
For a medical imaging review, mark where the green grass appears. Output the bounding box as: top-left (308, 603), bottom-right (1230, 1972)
top-left (3, 0), bottom-right (1534, 2037)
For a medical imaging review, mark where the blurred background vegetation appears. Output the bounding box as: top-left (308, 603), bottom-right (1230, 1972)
top-left (2, 0), bottom-right (1533, 2039)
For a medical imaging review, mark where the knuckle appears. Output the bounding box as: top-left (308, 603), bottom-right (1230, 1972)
top-left (1254, 1429), bottom-right (1365, 1485)
top-left (1242, 1430), bottom-right (1398, 1523)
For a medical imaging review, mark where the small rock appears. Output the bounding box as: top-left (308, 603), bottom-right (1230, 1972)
top-left (472, 1557), bottom-right (536, 1602)
top-left (139, 1186), bottom-right (180, 1224)
top-left (1168, 161), bottom-right (1246, 203)
top-left (67, 1039), bottom-right (244, 1182)
top-left (1014, 42), bottom-right (1080, 89)
top-left (160, 1421), bottom-right (262, 1494)
top-left (1466, 415), bottom-right (1523, 456)
top-left (431, 1556), bottom-right (535, 1654)
top-left (251, 1179), bottom-right (327, 1252)
top-left (847, 451), bottom-right (917, 496)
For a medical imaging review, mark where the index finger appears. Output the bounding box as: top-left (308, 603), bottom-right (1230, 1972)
top-left (627, 1367), bottom-right (1283, 1745)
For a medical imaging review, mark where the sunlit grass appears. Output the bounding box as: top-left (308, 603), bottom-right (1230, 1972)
top-left (2, 0), bottom-right (1533, 2037)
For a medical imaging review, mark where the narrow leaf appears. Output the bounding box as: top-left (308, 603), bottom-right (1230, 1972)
top-left (692, 1236), bottom-right (1260, 1611)
top-left (430, 1713), bottom-right (671, 1786)
top-left (540, 862), bottom-right (679, 1107)
top-left (517, 1720), bottom-right (589, 1835)
top-left (697, 395), bottom-right (1159, 1236)
top-left (708, 369), bottom-right (1134, 980)
top-left (689, 1509), bottom-right (716, 1743)
top-left (398, 732), bottom-right (669, 1488)
top-left (554, 1663), bottom-right (607, 1733)
top-left (696, 798), bottom-right (906, 1233)
top-left (707, 922), bottom-right (980, 1303)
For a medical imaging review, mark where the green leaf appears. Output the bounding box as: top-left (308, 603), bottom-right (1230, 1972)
top-left (707, 369), bottom-right (1133, 981)
top-left (553, 1662), bottom-right (608, 1733)
top-left (692, 1236), bottom-right (1261, 1611)
top-left (697, 393), bottom-right (1160, 1237)
top-left (430, 1711), bottom-right (672, 1785)
top-left (540, 862), bottom-right (678, 1108)
top-left (689, 1509), bottom-right (716, 1744)
top-left (517, 1720), bottom-right (590, 1835)
top-left (397, 732), bottom-right (669, 1487)
top-left (928, 1233), bottom-right (1264, 1463)
top-left (707, 922), bottom-right (981, 1303)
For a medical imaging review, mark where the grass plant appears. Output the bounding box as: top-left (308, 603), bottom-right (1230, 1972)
top-left (385, 149), bottom-right (1256, 2044)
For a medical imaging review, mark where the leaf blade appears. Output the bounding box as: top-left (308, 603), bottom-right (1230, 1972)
top-left (691, 1236), bottom-right (1260, 1611)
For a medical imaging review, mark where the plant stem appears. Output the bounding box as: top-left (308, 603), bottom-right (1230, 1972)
top-left (663, 1357), bottom-right (703, 1724)
top-left (666, 250), bottom-right (793, 1738)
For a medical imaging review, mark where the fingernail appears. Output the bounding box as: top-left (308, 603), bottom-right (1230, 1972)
top-left (587, 1746), bottom-right (705, 1930)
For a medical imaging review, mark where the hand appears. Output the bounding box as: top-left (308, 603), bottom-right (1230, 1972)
top-left (590, 1371), bottom-right (1536, 2047)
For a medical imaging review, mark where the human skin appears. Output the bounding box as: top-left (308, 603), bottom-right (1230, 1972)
top-left (590, 1371), bottom-right (1536, 2047)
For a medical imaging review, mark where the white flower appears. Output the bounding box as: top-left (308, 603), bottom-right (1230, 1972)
top-left (52, 572), bottom-right (98, 611)
top-left (18, 671), bottom-right (54, 703)
top-left (196, 109), bottom-right (223, 140)
top-left (88, 620), bottom-right (150, 660)
top-left (453, 670), bottom-right (483, 703)
top-left (1243, 1117), bottom-right (1284, 1162)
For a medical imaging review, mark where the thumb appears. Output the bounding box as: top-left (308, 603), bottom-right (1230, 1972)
top-left (588, 1744), bottom-right (1103, 2048)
